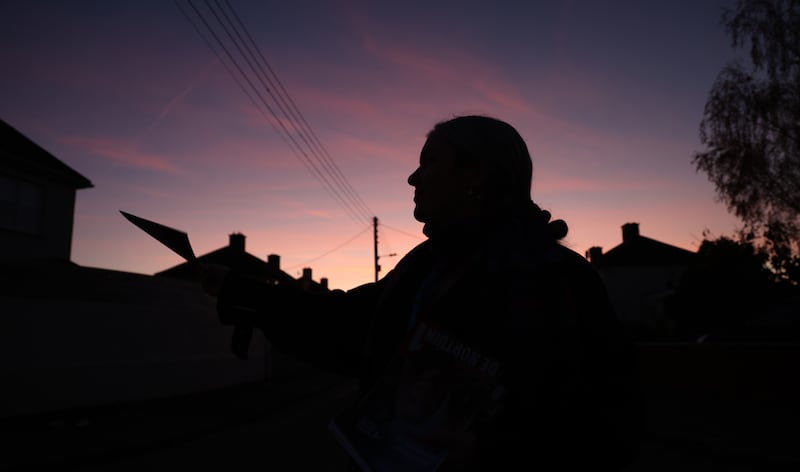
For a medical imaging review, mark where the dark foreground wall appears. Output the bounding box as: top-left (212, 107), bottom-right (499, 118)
top-left (638, 342), bottom-right (799, 463)
top-left (0, 262), bottom-right (268, 418)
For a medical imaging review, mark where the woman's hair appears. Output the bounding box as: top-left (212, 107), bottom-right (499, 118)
top-left (427, 115), bottom-right (533, 206)
top-left (427, 115), bottom-right (567, 240)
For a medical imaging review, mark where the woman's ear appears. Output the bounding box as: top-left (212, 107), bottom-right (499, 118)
top-left (457, 165), bottom-right (483, 193)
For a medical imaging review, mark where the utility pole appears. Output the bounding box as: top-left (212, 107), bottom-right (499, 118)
top-left (373, 216), bottom-right (397, 282)
top-left (373, 216), bottom-right (379, 282)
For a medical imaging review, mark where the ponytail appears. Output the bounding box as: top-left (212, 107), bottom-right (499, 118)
top-left (529, 201), bottom-right (568, 241)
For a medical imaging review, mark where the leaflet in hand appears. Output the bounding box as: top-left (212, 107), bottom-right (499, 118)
top-left (120, 210), bottom-right (196, 261)
top-left (329, 320), bottom-right (506, 472)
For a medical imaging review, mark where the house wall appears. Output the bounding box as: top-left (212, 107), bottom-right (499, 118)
top-left (638, 342), bottom-right (799, 460)
top-left (600, 265), bottom-right (687, 327)
top-left (0, 172), bottom-right (77, 260)
top-left (0, 271), bottom-right (268, 417)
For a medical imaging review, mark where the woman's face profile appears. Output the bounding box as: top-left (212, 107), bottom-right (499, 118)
top-left (407, 135), bottom-right (480, 225)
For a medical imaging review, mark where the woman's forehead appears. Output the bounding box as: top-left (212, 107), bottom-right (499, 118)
top-left (420, 135), bottom-right (457, 159)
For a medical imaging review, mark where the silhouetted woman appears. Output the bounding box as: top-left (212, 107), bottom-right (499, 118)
top-left (206, 115), bottom-right (640, 471)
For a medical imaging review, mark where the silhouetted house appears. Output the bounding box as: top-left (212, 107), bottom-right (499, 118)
top-left (299, 267), bottom-right (329, 293)
top-left (0, 118), bottom-right (92, 260)
top-left (0, 258), bottom-right (271, 417)
top-left (0, 127), bottom-right (268, 417)
top-left (156, 233), bottom-right (328, 383)
top-left (157, 232), bottom-right (330, 292)
top-left (587, 223), bottom-right (695, 333)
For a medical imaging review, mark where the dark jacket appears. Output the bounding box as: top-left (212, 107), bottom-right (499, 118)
top-left (218, 215), bottom-right (640, 470)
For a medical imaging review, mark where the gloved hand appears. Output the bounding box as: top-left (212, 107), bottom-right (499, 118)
top-left (231, 325), bottom-right (254, 360)
top-left (199, 263), bottom-right (255, 360)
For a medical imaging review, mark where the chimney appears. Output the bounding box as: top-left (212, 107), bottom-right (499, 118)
top-left (587, 246), bottom-right (603, 264)
top-left (622, 223), bottom-right (640, 243)
top-left (267, 254), bottom-right (280, 270)
top-left (229, 232), bottom-right (245, 252)
top-left (302, 267), bottom-right (312, 281)
top-left (320, 277), bottom-right (328, 290)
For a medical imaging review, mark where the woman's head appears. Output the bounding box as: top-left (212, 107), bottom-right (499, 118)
top-left (408, 115), bottom-right (533, 226)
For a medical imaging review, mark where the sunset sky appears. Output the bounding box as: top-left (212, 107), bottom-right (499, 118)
top-left (1, 0), bottom-right (744, 290)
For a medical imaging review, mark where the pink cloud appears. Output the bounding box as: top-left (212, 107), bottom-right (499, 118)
top-left (471, 80), bottom-right (532, 114)
top-left (534, 169), bottom-right (671, 194)
top-left (369, 45), bottom-right (529, 110)
top-left (359, 32), bottom-right (454, 83)
top-left (283, 88), bottom-right (379, 123)
top-left (236, 99), bottom-right (311, 138)
top-left (328, 14), bottom-right (630, 149)
top-left (217, 136), bottom-right (301, 170)
top-left (296, 65), bottom-right (587, 169)
top-left (302, 208), bottom-right (336, 219)
top-left (283, 17), bottom-right (538, 122)
top-left (61, 134), bottom-right (183, 174)
top-left (280, 200), bottom-right (340, 220)
top-left (323, 131), bottom-right (413, 164)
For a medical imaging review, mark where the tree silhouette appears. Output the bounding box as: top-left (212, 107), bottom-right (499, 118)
top-left (695, 0), bottom-right (800, 282)
top-left (668, 236), bottom-right (774, 340)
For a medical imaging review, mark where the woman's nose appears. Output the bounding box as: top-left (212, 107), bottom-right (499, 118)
top-left (408, 167), bottom-right (420, 187)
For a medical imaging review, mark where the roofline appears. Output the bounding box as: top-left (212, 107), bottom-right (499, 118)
top-left (603, 235), bottom-right (695, 257)
top-left (0, 119), bottom-right (94, 189)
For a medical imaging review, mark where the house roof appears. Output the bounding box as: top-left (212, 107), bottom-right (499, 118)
top-left (0, 256), bottom-right (194, 302)
top-left (0, 118), bottom-right (93, 189)
top-left (157, 233), bottom-right (329, 291)
top-left (156, 245), bottom-right (297, 285)
top-left (600, 235), bottom-right (695, 267)
top-left (588, 223), bottom-right (695, 267)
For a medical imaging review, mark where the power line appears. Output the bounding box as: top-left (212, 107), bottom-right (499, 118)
top-left (177, 0), bottom-right (387, 280)
top-left (177, 1), bottom-right (354, 221)
top-left (380, 223), bottom-right (425, 241)
top-left (176, 0), bottom-right (374, 224)
top-left (207, 0), bottom-right (370, 223)
top-left (219, 0), bottom-right (373, 220)
top-left (173, 1), bottom-right (297, 166)
top-left (284, 223), bottom-right (372, 270)
top-left (184, 0), bottom-right (366, 224)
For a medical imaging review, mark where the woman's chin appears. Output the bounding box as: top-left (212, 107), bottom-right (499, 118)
top-left (412, 207), bottom-right (427, 223)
